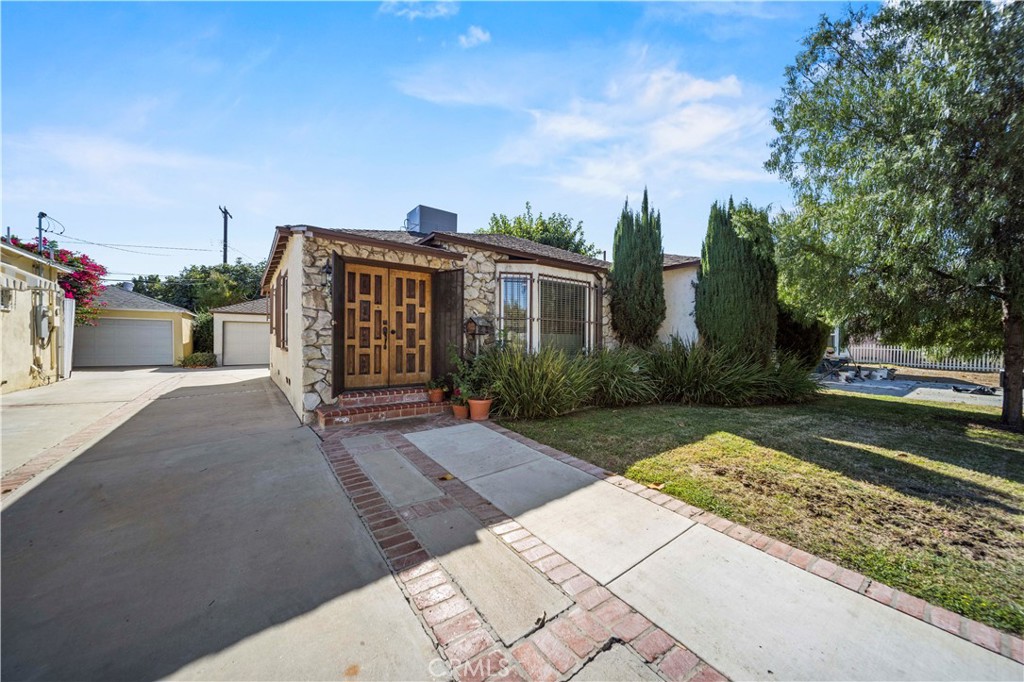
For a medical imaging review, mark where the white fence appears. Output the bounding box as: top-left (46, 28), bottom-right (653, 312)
top-left (845, 342), bottom-right (1003, 373)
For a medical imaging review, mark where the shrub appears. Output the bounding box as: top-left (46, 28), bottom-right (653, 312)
top-left (694, 199), bottom-right (777, 363)
top-left (477, 346), bottom-right (596, 419)
top-left (770, 353), bottom-right (823, 403)
top-left (181, 352), bottom-right (217, 368)
top-left (610, 189), bottom-right (666, 347)
top-left (192, 312), bottom-right (214, 353)
top-left (590, 347), bottom-right (659, 407)
top-left (777, 303), bottom-right (831, 370)
top-left (646, 338), bottom-right (820, 406)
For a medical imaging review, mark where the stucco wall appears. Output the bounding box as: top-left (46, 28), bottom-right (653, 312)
top-left (657, 265), bottom-right (699, 344)
top-left (268, 232), bottom-right (305, 419)
top-left (1, 251), bottom-right (70, 394)
top-left (94, 308), bottom-right (194, 364)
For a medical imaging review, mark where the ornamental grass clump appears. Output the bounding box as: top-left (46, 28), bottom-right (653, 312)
top-left (478, 345), bottom-right (596, 420)
top-left (590, 346), bottom-right (659, 407)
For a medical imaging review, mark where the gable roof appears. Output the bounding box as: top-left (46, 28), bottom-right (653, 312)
top-left (95, 285), bottom-right (195, 316)
top-left (211, 298), bottom-right (268, 315)
top-left (664, 253), bottom-right (700, 270)
top-left (422, 232), bottom-right (609, 272)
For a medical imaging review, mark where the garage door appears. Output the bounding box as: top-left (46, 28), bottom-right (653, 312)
top-left (73, 318), bottom-right (173, 367)
top-left (223, 321), bottom-right (270, 366)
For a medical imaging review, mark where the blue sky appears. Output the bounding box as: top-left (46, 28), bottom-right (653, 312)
top-left (2, 1), bottom-right (864, 279)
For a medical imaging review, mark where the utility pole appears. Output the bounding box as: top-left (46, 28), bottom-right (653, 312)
top-left (38, 211), bottom-right (46, 252)
top-left (219, 206), bottom-right (232, 264)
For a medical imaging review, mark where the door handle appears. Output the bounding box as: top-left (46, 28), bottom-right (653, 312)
top-left (382, 323), bottom-right (389, 349)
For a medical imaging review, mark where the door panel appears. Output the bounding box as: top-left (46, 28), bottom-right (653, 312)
top-left (389, 270), bottom-right (432, 386)
top-left (343, 264), bottom-right (390, 389)
top-left (340, 265), bottom-right (433, 390)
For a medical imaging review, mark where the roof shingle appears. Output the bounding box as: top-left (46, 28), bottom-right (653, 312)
top-left (96, 286), bottom-right (195, 315)
top-left (210, 298), bottom-right (268, 315)
top-left (664, 253), bottom-right (700, 269)
top-left (424, 232), bottom-right (610, 271)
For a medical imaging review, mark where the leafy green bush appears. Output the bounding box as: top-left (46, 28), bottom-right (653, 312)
top-left (193, 311), bottom-right (214, 353)
top-left (181, 352), bottom-right (217, 368)
top-left (590, 346), bottom-right (659, 407)
top-left (478, 346), bottom-right (596, 419)
top-left (777, 303), bottom-right (830, 370)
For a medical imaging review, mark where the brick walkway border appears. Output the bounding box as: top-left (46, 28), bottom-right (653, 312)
top-left (478, 421), bottom-right (1024, 666)
top-left (1, 374), bottom-right (185, 504)
top-left (320, 422), bottom-right (729, 682)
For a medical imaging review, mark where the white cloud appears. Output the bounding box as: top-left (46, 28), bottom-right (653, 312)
top-left (379, 1), bottom-right (458, 21)
top-left (458, 25), bottom-right (491, 49)
top-left (3, 131), bottom-right (246, 207)
top-left (396, 47), bottom-right (777, 199)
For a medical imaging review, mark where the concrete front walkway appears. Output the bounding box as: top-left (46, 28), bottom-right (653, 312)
top-left (342, 419), bottom-right (1022, 682)
top-left (1, 368), bottom-right (438, 680)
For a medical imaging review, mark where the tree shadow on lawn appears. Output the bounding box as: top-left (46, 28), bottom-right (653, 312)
top-left (779, 394), bottom-right (1024, 486)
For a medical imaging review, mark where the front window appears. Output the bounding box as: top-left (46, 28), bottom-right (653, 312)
top-left (498, 275), bottom-right (530, 347)
top-left (539, 278), bottom-right (589, 353)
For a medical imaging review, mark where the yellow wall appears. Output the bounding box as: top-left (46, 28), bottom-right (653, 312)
top-left (267, 232), bottom-right (305, 419)
top-left (95, 309), bottom-right (195, 364)
top-left (1, 250), bottom-right (69, 394)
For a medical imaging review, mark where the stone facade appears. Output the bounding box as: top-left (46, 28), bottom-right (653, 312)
top-left (293, 234), bottom-right (615, 417)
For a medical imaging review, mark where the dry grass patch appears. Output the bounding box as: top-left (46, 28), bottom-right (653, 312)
top-left (501, 391), bottom-right (1024, 634)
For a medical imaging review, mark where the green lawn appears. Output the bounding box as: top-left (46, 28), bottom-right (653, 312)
top-left (500, 391), bottom-right (1024, 634)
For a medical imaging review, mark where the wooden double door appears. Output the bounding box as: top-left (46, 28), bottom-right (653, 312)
top-left (341, 263), bottom-right (432, 389)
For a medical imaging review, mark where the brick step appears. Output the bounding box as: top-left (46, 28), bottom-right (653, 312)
top-left (318, 400), bottom-right (450, 429)
top-left (338, 387), bottom-right (430, 409)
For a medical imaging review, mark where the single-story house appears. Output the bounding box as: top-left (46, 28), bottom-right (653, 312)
top-left (260, 205), bottom-right (613, 423)
top-left (74, 284), bottom-right (195, 367)
top-left (658, 253), bottom-right (701, 344)
top-left (1, 239), bottom-right (76, 393)
top-left (211, 298), bottom-right (270, 366)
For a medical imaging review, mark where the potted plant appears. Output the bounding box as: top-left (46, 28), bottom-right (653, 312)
top-left (426, 378), bottom-right (446, 404)
top-left (450, 381), bottom-right (470, 419)
top-left (468, 386), bottom-right (493, 421)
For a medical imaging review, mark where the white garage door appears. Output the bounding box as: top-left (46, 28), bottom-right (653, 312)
top-left (223, 321), bottom-right (270, 366)
top-left (73, 318), bottom-right (173, 367)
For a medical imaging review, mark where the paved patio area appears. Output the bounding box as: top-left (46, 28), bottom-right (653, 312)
top-left (323, 417), bottom-right (1024, 682)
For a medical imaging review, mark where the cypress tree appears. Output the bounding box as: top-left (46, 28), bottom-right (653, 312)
top-left (694, 199), bottom-right (777, 363)
top-left (611, 188), bottom-right (666, 347)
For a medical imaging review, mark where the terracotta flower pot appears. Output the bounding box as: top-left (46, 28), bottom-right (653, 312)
top-left (452, 404), bottom-right (470, 419)
top-left (468, 398), bottom-right (493, 421)
top-left (428, 388), bottom-right (444, 403)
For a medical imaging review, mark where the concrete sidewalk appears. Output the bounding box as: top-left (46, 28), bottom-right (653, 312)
top-left (403, 421), bottom-right (1022, 682)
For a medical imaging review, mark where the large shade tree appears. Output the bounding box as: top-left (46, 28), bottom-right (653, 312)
top-left (766, 1), bottom-right (1024, 428)
top-left (479, 202), bottom-right (599, 257)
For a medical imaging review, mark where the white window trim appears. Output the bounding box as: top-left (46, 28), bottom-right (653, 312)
top-left (497, 264), bottom-right (596, 352)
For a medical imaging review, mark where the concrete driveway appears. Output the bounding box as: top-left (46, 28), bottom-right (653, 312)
top-left (1, 368), bottom-right (437, 681)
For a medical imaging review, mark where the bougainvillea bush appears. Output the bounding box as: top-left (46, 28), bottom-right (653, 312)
top-left (2, 235), bottom-right (107, 325)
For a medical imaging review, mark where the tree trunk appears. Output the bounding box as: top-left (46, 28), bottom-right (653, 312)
top-left (1002, 298), bottom-right (1023, 430)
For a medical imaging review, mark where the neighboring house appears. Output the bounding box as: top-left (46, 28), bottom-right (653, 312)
top-left (211, 298), bottom-right (270, 366)
top-left (74, 285), bottom-right (195, 367)
top-left (1, 240), bottom-right (76, 393)
top-left (260, 205), bottom-right (613, 423)
top-left (658, 254), bottom-right (701, 344)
